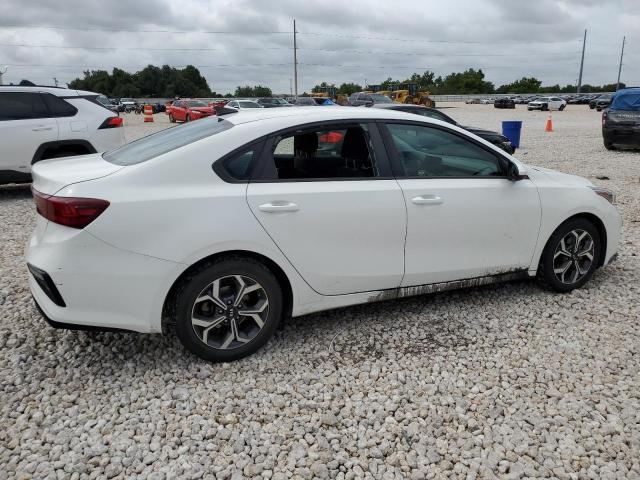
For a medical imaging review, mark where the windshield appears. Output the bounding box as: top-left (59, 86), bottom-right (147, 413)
top-left (238, 101), bottom-right (260, 108)
top-left (96, 95), bottom-right (110, 105)
top-left (186, 100), bottom-right (207, 107)
top-left (296, 98), bottom-right (315, 105)
top-left (103, 118), bottom-right (233, 165)
top-left (370, 94), bottom-right (393, 103)
top-left (275, 98), bottom-right (289, 104)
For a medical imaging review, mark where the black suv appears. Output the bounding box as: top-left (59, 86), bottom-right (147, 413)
top-left (494, 98), bottom-right (515, 109)
top-left (602, 88), bottom-right (640, 150)
top-left (373, 104), bottom-right (515, 153)
top-left (348, 92), bottom-right (394, 106)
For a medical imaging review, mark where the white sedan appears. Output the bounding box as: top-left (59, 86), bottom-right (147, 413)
top-left (27, 108), bottom-right (620, 361)
top-left (225, 99), bottom-right (263, 110)
top-left (528, 96), bottom-right (567, 111)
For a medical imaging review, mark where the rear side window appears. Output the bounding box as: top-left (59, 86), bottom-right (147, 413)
top-left (41, 93), bottom-right (78, 117)
top-left (0, 92), bottom-right (48, 120)
top-left (103, 118), bottom-right (233, 165)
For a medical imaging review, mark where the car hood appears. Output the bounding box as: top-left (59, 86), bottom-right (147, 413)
top-left (190, 107), bottom-right (214, 113)
top-left (528, 165), bottom-right (593, 187)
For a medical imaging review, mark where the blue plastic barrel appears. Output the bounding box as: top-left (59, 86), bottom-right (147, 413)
top-left (501, 121), bottom-right (523, 149)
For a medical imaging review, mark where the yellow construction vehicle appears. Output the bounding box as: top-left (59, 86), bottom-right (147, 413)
top-left (389, 83), bottom-right (436, 108)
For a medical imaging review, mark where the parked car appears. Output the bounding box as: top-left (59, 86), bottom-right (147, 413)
top-left (592, 94), bottom-right (613, 112)
top-left (0, 85), bottom-right (125, 185)
top-left (95, 94), bottom-right (119, 114)
top-left (479, 98), bottom-right (494, 104)
top-left (168, 100), bottom-right (215, 123)
top-left (465, 98), bottom-right (481, 104)
top-left (226, 99), bottom-right (263, 110)
top-left (311, 97), bottom-right (336, 106)
top-left (348, 92), bottom-right (394, 106)
top-left (602, 88), bottom-right (640, 150)
top-left (27, 108), bottom-right (620, 361)
top-left (257, 98), bottom-right (293, 108)
top-left (494, 98), bottom-right (516, 109)
top-left (373, 103), bottom-right (515, 153)
top-left (118, 97), bottom-right (138, 113)
top-left (528, 97), bottom-right (567, 111)
top-left (290, 97), bottom-right (316, 106)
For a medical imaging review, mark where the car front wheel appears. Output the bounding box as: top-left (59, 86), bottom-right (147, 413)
top-left (537, 218), bottom-right (601, 292)
top-left (175, 257), bottom-right (283, 362)
top-left (559, 104), bottom-right (566, 111)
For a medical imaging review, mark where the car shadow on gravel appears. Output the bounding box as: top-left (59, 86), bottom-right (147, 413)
top-left (0, 184), bottom-right (32, 201)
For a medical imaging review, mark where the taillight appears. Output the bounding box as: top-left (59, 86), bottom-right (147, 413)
top-left (32, 188), bottom-right (109, 228)
top-left (98, 116), bottom-right (123, 129)
top-left (319, 131), bottom-right (344, 143)
top-left (602, 112), bottom-right (606, 127)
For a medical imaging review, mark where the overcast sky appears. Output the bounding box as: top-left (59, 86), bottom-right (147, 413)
top-left (1, 0), bottom-right (637, 94)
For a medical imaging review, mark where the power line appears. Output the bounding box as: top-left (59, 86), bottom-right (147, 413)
top-left (0, 24), bottom-right (289, 34)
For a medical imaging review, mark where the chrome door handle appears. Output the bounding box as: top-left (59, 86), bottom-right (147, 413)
top-left (258, 202), bottom-right (299, 213)
top-left (411, 195), bottom-right (444, 205)
top-left (32, 126), bottom-right (53, 131)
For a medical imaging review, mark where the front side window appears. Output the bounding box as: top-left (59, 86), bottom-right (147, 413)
top-left (386, 123), bottom-right (506, 178)
top-left (263, 124), bottom-right (378, 180)
top-left (104, 118), bottom-right (233, 165)
top-left (0, 92), bottom-right (48, 121)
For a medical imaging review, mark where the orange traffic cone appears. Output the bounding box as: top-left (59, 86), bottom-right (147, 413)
top-left (544, 113), bottom-right (553, 132)
top-left (143, 104), bottom-right (154, 123)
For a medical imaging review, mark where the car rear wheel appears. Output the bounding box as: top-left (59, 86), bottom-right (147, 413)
top-left (559, 104), bottom-right (566, 111)
top-left (185, 115), bottom-right (191, 122)
top-left (537, 218), bottom-right (601, 292)
top-left (168, 113), bottom-right (175, 123)
top-left (175, 257), bottom-right (283, 362)
top-left (604, 141), bottom-right (616, 150)
top-left (541, 104), bottom-right (548, 111)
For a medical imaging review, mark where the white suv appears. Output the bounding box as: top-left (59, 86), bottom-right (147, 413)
top-left (528, 96), bottom-right (567, 111)
top-left (0, 85), bottom-right (126, 184)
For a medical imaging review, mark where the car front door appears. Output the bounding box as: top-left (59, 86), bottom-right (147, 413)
top-left (0, 92), bottom-right (58, 174)
top-left (246, 122), bottom-right (407, 295)
top-left (381, 121), bottom-right (541, 286)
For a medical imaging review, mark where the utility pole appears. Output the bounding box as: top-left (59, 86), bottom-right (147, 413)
top-left (293, 19), bottom-right (298, 98)
top-left (616, 36), bottom-right (626, 91)
top-left (0, 66), bottom-right (7, 86)
top-left (577, 29), bottom-right (586, 93)
top-left (53, 77), bottom-right (59, 87)
top-left (289, 78), bottom-right (293, 96)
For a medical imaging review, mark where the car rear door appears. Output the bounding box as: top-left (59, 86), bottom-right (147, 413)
top-left (246, 121), bottom-right (407, 295)
top-left (0, 91), bottom-right (58, 174)
top-left (381, 120), bottom-right (541, 286)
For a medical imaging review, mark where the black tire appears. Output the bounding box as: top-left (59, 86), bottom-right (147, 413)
top-left (536, 218), bottom-right (601, 293)
top-left (541, 104), bottom-right (548, 111)
top-left (559, 104), bottom-right (566, 111)
top-left (174, 257), bottom-right (283, 362)
top-left (168, 113), bottom-right (175, 123)
top-left (185, 115), bottom-right (190, 122)
top-left (604, 141), bottom-right (616, 151)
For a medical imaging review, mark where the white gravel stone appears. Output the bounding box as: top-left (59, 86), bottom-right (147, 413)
top-left (1, 105), bottom-right (639, 478)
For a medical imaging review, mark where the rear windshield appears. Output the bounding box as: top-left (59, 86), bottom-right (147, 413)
top-left (103, 117), bottom-right (232, 165)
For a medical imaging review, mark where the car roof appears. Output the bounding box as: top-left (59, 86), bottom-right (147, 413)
top-left (222, 105), bottom-right (446, 127)
top-left (0, 85), bottom-right (99, 97)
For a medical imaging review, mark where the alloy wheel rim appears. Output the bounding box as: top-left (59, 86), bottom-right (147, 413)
top-left (191, 275), bottom-right (269, 350)
top-left (553, 229), bottom-right (595, 285)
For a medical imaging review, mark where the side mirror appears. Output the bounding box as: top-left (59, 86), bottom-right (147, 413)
top-left (507, 162), bottom-right (527, 181)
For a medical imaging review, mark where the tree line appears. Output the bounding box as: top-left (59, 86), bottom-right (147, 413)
top-left (68, 65), bottom-right (275, 98)
top-left (312, 69), bottom-right (624, 96)
top-left (68, 65), bottom-right (621, 99)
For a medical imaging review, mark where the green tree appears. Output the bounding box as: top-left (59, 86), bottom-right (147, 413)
top-left (496, 77), bottom-right (542, 94)
top-left (337, 82), bottom-right (362, 95)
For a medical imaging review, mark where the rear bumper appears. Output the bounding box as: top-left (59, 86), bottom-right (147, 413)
top-left (26, 219), bottom-right (180, 333)
top-left (603, 126), bottom-right (640, 146)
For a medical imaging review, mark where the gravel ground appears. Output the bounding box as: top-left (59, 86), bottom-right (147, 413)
top-left (1, 105), bottom-right (639, 479)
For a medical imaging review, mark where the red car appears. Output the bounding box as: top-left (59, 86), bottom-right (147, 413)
top-left (167, 100), bottom-right (215, 123)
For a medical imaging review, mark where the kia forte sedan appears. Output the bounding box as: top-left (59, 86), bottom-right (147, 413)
top-left (26, 108), bottom-right (621, 361)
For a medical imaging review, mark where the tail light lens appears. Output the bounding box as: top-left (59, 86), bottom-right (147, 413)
top-left (98, 116), bottom-right (123, 129)
top-left (32, 188), bottom-right (109, 228)
top-left (602, 112), bottom-right (606, 127)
